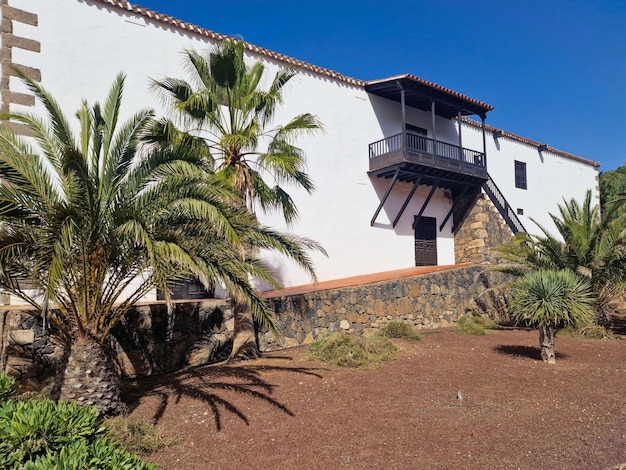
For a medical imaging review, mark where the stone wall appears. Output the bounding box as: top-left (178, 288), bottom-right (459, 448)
top-left (1, 265), bottom-right (511, 383)
top-left (110, 300), bottom-right (232, 377)
top-left (454, 194), bottom-right (514, 264)
top-left (0, 309), bottom-right (61, 383)
top-left (258, 264), bottom-right (510, 351)
top-left (0, 300), bottom-right (232, 381)
top-left (1, 0), bottom-right (41, 136)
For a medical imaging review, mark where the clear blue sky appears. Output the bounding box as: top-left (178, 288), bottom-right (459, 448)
top-left (136, 0), bottom-right (625, 172)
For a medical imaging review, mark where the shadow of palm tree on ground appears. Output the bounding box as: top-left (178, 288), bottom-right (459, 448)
top-left (123, 355), bottom-right (325, 431)
top-left (494, 345), bottom-right (568, 361)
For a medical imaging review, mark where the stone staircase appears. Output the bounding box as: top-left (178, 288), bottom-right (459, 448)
top-left (482, 174), bottom-right (526, 234)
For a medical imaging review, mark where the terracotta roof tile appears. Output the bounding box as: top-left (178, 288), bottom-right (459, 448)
top-left (261, 264), bottom-right (470, 298)
top-left (463, 117), bottom-right (601, 168)
top-left (367, 74), bottom-right (494, 112)
top-left (92, 0), bottom-right (364, 87)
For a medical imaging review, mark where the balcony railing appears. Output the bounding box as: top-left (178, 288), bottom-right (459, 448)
top-left (369, 132), bottom-right (487, 179)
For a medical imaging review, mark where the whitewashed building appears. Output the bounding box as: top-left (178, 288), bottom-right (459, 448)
top-left (1, 0), bottom-right (600, 291)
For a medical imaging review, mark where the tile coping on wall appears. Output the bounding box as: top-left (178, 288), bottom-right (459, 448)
top-left (261, 263), bottom-right (472, 298)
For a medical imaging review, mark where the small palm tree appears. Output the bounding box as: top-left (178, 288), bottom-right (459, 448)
top-left (498, 190), bottom-right (626, 326)
top-left (509, 270), bottom-right (594, 364)
top-left (153, 41), bottom-right (325, 358)
top-left (0, 73), bottom-right (318, 414)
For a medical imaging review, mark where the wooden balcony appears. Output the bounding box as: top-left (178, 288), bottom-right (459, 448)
top-left (369, 132), bottom-right (487, 181)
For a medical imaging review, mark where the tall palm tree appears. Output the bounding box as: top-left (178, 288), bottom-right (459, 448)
top-left (153, 41), bottom-right (325, 359)
top-left (0, 73), bottom-right (318, 414)
top-left (153, 40), bottom-right (323, 225)
top-left (498, 190), bottom-right (626, 326)
top-left (509, 269), bottom-right (593, 364)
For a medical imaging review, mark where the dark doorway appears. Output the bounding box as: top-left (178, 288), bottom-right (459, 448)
top-left (414, 216), bottom-right (437, 266)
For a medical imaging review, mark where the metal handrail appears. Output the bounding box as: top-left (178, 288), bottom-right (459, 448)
top-left (482, 175), bottom-right (526, 234)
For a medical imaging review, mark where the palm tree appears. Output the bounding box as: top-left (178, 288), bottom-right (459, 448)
top-left (153, 41), bottom-right (325, 359)
top-left (509, 269), bottom-right (594, 364)
top-left (498, 190), bottom-right (626, 327)
top-left (152, 40), bottom-right (323, 225)
top-left (0, 73), bottom-right (318, 414)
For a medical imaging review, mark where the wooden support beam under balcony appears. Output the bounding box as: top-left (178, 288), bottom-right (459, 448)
top-left (368, 132), bottom-right (488, 185)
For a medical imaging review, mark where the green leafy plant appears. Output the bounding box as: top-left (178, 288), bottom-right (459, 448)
top-left (0, 375), bottom-right (16, 402)
top-left (455, 315), bottom-right (499, 336)
top-left (377, 321), bottom-right (421, 341)
top-left (509, 269), bottom-right (594, 364)
top-left (497, 190), bottom-right (626, 328)
top-left (106, 416), bottom-right (176, 455)
top-left (20, 438), bottom-right (156, 470)
top-left (0, 72), bottom-right (322, 413)
top-left (309, 332), bottom-right (397, 368)
top-left (154, 41), bottom-right (325, 360)
top-left (0, 399), bottom-right (156, 469)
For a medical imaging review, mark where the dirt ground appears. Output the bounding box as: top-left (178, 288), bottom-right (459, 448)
top-left (127, 327), bottom-right (626, 470)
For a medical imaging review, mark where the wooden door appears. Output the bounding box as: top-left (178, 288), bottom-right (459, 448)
top-left (414, 216), bottom-right (437, 266)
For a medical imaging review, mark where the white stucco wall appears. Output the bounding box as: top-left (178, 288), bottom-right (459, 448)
top-left (2, 0), bottom-right (600, 291)
top-left (460, 122), bottom-right (599, 236)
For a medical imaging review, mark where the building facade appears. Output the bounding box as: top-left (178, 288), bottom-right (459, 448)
top-left (1, 0), bottom-right (600, 291)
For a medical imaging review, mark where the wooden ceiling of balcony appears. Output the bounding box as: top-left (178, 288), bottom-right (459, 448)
top-left (365, 75), bottom-right (493, 119)
top-left (369, 162), bottom-right (486, 193)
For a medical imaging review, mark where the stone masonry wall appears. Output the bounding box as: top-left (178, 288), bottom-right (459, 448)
top-left (454, 194), bottom-right (514, 264)
top-left (258, 264), bottom-right (511, 350)
top-left (1, 0), bottom-right (40, 135)
top-left (0, 300), bottom-right (232, 381)
top-left (1, 265), bottom-right (511, 383)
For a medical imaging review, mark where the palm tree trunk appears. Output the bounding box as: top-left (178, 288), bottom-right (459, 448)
top-left (58, 336), bottom-right (126, 416)
top-left (229, 301), bottom-right (259, 361)
top-left (594, 304), bottom-right (612, 329)
top-left (538, 325), bottom-right (556, 364)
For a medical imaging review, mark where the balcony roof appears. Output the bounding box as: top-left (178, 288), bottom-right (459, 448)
top-left (365, 75), bottom-right (494, 119)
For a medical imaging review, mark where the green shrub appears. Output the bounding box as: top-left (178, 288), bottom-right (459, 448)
top-left (0, 375), bottom-right (16, 402)
top-left (106, 416), bottom-right (176, 455)
top-left (21, 438), bottom-right (156, 470)
top-left (0, 399), bottom-right (156, 469)
top-left (455, 315), bottom-right (498, 336)
top-left (377, 321), bottom-right (421, 341)
top-left (309, 332), bottom-right (397, 368)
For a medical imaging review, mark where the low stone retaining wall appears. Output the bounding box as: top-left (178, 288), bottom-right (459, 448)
top-left (0, 300), bottom-right (232, 381)
top-left (1, 264), bottom-right (511, 383)
top-left (258, 264), bottom-right (510, 350)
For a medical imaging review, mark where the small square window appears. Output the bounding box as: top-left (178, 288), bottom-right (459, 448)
top-left (514, 161), bottom-right (527, 190)
top-left (517, 208), bottom-right (524, 215)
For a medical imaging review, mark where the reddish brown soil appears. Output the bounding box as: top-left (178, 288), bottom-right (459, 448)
top-left (127, 328), bottom-right (626, 470)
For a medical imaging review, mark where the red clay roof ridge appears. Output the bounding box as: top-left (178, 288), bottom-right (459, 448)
top-left (462, 117), bottom-right (601, 168)
top-left (92, 0), bottom-right (365, 87)
top-left (367, 74), bottom-right (494, 112)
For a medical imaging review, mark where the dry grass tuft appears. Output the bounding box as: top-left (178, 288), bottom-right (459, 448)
top-left (106, 417), bottom-right (178, 455)
top-left (309, 332), bottom-right (398, 368)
